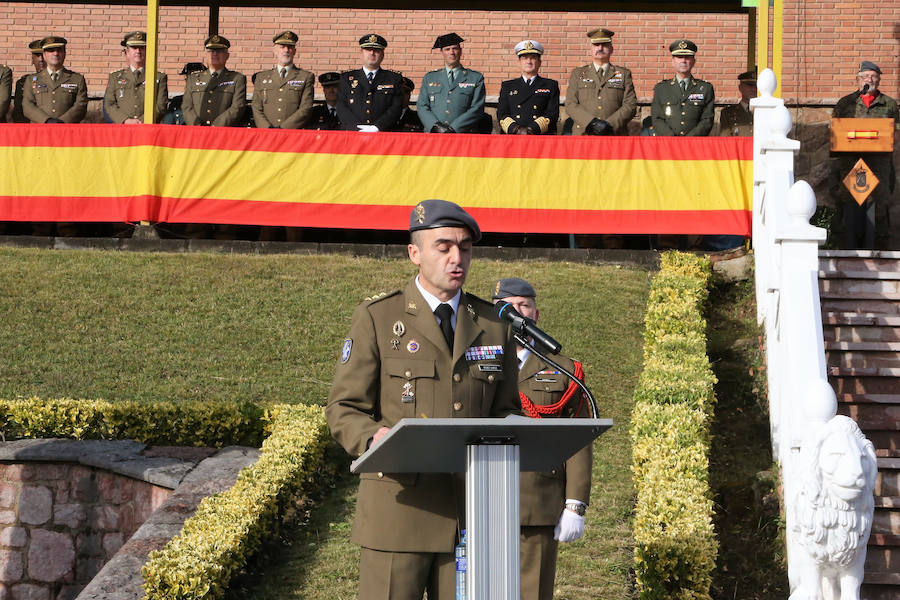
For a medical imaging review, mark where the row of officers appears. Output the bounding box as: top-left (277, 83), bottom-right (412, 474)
top-left (1, 29), bottom-right (756, 136)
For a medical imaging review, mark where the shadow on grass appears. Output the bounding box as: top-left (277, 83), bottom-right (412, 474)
top-left (706, 278), bottom-right (788, 600)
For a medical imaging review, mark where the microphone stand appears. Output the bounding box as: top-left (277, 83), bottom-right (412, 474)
top-left (513, 332), bottom-right (599, 419)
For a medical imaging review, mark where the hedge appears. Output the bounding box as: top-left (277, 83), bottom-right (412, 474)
top-left (631, 251), bottom-right (718, 600)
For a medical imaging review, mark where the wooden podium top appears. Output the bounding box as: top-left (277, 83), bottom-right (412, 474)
top-left (831, 118), bottom-right (895, 152)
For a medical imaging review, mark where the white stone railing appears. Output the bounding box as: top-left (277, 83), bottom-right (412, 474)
top-left (751, 69), bottom-right (877, 600)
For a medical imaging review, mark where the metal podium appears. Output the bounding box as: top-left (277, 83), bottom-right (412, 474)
top-left (350, 414), bottom-right (612, 600)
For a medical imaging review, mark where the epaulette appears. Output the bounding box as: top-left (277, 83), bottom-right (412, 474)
top-left (364, 289), bottom-right (401, 304)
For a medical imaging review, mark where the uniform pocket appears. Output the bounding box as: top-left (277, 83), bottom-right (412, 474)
top-left (385, 358), bottom-right (436, 418)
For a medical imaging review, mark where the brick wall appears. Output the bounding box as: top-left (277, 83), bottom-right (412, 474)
top-left (0, 2), bottom-right (897, 105)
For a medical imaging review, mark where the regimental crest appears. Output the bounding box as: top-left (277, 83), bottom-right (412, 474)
top-left (678, 41), bottom-right (687, 50)
top-left (340, 339), bottom-right (353, 363)
top-left (525, 41), bottom-right (534, 50)
top-left (414, 204), bottom-right (426, 224)
top-left (369, 34), bottom-right (378, 44)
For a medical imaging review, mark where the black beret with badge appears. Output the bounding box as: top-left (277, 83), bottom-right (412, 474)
top-left (204, 34), bottom-right (230, 50)
top-left (318, 71), bottom-right (341, 86)
top-left (273, 30), bottom-right (298, 46)
top-left (359, 33), bottom-right (387, 49)
top-left (121, 31), bottom-right (147, 47)
top-left (29, 39), bottom-right (44, 54)
top-left (40, 36), bottom-right (67, 51)
top-left (433, 32), bottom-right (464, 49)
top-left (491, 277), bottom-right (536, 300)
top-left (669, 39), bottom-right (697, 56)
top-left (409, 199), bottom-right (481, 243)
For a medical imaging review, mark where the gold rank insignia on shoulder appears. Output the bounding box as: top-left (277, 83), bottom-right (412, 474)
top-left (407, 301), bottom-right (417, 310)
top-left (414, 204), bottom-right (426, 224)
top-left (392, 320), bottom-right (405, 337)
top-left (365, 291), bottom-right (388, 302)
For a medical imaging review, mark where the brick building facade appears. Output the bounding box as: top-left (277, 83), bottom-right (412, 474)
top-left (0, 2), bottom-right (897, 106)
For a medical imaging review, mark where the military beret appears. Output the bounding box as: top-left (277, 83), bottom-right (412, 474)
top-left (433, 32), bottom-right (464, 49)
top-left (29, 39), bottom-right (44, 55)
top-left (359, 33), bottom-right (387, 49)
top-left (40, 36), bottom-right (67, 51)
top-left (409, 199), bottom-right (481, 242)
top-left (273, 31), bottom-right (298, 46)
top-left (121, 31), bottom-right (147, 47)
top-left (587, 28), bottom-right (614, 44)
top-left (670, 39), bottom-right (697, 56)
top-left (737, 69), bottom-right (757, 85)
top-left (859, 61), bottom-right (882, 74)
top-left (401, 76), bottom-right (415, 92)
top-left (180, 61), bottom-right (206, 75)
top-left (204, 35), bottom-right (230, 50)
top-left (515, 40), bottom-right (544, 56)
top-left (491, 277), bottom-right (536, 300)
top-left (318, 71), bottom-right (341, 86)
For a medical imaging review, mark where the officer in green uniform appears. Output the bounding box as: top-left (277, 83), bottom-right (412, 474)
top-left (650, 39), bottom-right (715, 137)
top-left (11, 40), bottom-right (45, 123)
top-left (497, 40), bottom-right (559, 135)
top-left (718, 69), bottom-right (756, 137)
top-left (417, 33), bottom-right (485, 133)
top-left (182, 35), bottom-right (247, 127)
top-left (103, 31), bottom-right (168, 124)
top-left (0, 61), bottom-right (11, 122)
top-left (251, 31), bottom-right (315, 129)
top-left (326, 199), bottom-right (520, 600)
top-left (22, 36), bottom-right (88, 124)
top-left (491, 278), bottom-right (592, 600)
top-left (336, 34), bottom-right (404, 132)
top-left (831, 61), bottom-right (900, 249)
top-left (565, 28), bottom-right (637, 136)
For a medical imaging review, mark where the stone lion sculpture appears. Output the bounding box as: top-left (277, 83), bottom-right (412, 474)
top-left (789, 415), bottom-right (877, 600)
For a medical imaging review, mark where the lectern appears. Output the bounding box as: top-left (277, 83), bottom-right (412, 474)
top-left (351, 415), bottom-right (613, 600)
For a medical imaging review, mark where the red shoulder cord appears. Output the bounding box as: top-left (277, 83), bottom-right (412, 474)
top-left (519, 361), bottom-right (586, 419)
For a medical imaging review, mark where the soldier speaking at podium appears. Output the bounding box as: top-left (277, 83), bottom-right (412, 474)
top-left (326, 200), bottom-right (519, 600)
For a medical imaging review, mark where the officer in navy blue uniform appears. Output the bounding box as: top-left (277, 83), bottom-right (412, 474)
top-left (336, 34), bottom-right (403, 132)
top-left (307, 71), bottom-right (341, 130)
top-left (497, 40), bottom-right (559, 135)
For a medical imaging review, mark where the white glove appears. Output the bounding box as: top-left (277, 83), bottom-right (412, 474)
top-left (357, 124), bottom-right (379, 132)
top-left (554, 504), bottom-right (585, 542)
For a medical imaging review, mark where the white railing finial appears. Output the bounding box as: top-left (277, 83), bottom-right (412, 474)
top-left (786, 180), bottom-right (818, 228)
top-left (758, 68), bottom-right (777, 98)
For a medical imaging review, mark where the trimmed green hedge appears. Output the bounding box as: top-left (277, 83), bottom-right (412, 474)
top-left (631, 252), bottom-right (718, 600)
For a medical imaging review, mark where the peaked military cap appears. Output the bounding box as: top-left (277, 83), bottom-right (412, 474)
top-left (433, 32), bottom-right (464, 49)
top-left (318, 71), bottom-right (341, 86)
top-left (492, 277), bottom-right (536, 300)
top-left (859, 61), bottom-right (881, 74)
top-left (401, 76), bottom-right (415, 92)
top-left (738, 69), bottom-right (757, 85)
top-left (273, 31), bottom-right (298, 46)
top-left (40, 36), bottom-right (67, 51)
top-left (515, 40), bottom-right (544, 56)
top-left (587, 28), bottom-right (614, 44)
top-left (359, 34), bottom-right (387, 49)
top-left (409, 199), bottom-right (481, 242)
top-left (121, 31), bottom-right (147, 47)
top-left (180, 62), bottom-right (206, 75)
top-left (669, 39), bottom-right (697, 56)
top-left (29, 39), bottom-right (44, 54)
top-left (204, 35), bottom-right (230, 50)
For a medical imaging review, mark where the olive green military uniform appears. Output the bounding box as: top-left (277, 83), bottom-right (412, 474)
top-left (719, 102), bottom-right (753, 136)
top-left (182, 69), bottom-right (247, 127)
top-left (0, 65), bottom-right (11, 122)
top-left (326, 280), bottom-right (520, 599)
top-left (104, 68), bottom-right (168, 123)
top-left (650, 77), bottom-right (715, 137)
top-left (518, 352), bottom-right (592, 600)
top-left (22, 68), bottom-right (88, 123)
top-left (831, 90), bottom-right (900, 248)
top-left (251, 65), bottom-right (315, 128)
top-left (565, 63), bottom-right (637, 135)
top-left (417, 67), bottom-right (485, 133)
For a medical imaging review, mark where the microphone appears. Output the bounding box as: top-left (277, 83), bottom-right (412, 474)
top-left (860, 83), bottom-right (870, 96)
top-left (496, 302), bottom-right (562, 354)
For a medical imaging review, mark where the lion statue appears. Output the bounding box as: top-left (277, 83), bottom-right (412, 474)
top-left (789, 415), bottom-right (877, 600)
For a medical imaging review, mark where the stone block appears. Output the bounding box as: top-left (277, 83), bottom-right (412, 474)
top-left (0, 486), bottom-right (16, 510)
top-left (52, 504), bottom-right (85, 530)
top-left (0, 583), bottom-right (7, 600)
top-left (75, 533), bottom-right (101, 558)
top-left (0, 529), bottom-right (25, 548)
top-left (16, 468), bottom-right (35, 483)
top-left (98, 473), bottom-right (133, 506)
top-left (18, 487), bottom-right (52, 526)
top-left (0, 550), bottom-right (23, 583)
top-left (52, 482), bottom-right (69, 505)
top-left (9, 584), bottom-right (48, 600)
top-left (54, 585), bottom-right (81, 600)
top-left (90, 506), bottom-right (120, 531)
top-left (70, 472), bottom-right (97, 504)
top-left (101, 533), bottom-right (124, 558)
top-left (74, 557), bottom-right (103, 583)
top-left (0, 515), bottom-right (13, 527)
top-left (27, 530), bottom-right (74, 582)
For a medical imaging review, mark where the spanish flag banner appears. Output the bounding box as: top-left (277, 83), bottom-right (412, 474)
top-left (0, 124), bottom-right (752, 234)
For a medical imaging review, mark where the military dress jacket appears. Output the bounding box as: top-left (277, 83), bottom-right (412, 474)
top-left (518, 352), bottom-right (592, 525)
top-left (718, 102), bottom-right (753, 136)
top-left (251, 65), bottom-right (314, 129)
top-left (103, 68), bottom-right (168, 123)
top-left (832, 91), bottom-right (900, 193)
top-left (181, 69), bottom-right (247, 127)
top-left (325, 279), bottom-right (520, 552)
top-left (565, 63), bottom-right (637, 135)
top-left (650, 77), bottom-right (715, 137)
top-left (11, 73), bottom-right (30, 122)
top-left (416, 67), bottom-right (486, 133)
top-left (497, 75), bottom-right (559, 134)
top-left (336, 68), bottom-right (404, 131)
top-left (0, 65), bottom-right (11, 122)
top-left (22, 68), bottom-right (88, 124)
top-left (306, 102), bottom-right (341, 130)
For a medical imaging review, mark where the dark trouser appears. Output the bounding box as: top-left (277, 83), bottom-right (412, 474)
top-left (358, 547), bottom-right (455, 600)
top-left (834, 190), bottom-right (891, 250)
top-left (520, 525), bottom-right (558, 600)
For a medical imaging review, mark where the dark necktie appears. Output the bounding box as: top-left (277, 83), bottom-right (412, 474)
top-left (448, 70), bottom-right (455, 86)
top-left (680, 79), bottom-right (688, 92)
top-left (434, 304), bottom-right (454, 350)
top-left (280, 67), bottom-right (287, 79)
top-left (367, 71), bottom-right (374, 84)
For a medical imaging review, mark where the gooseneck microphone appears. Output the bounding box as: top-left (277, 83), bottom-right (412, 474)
top-left (496, 302), bottom-right (562, 354)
